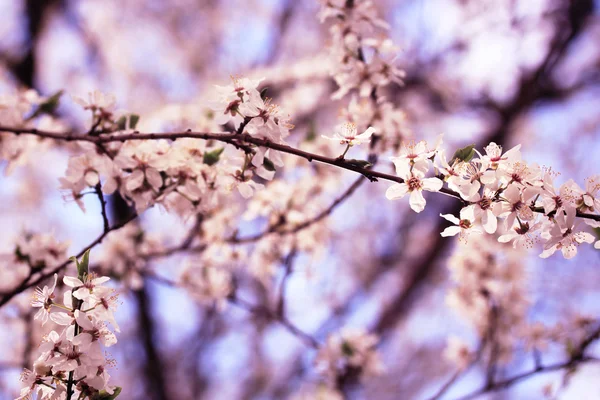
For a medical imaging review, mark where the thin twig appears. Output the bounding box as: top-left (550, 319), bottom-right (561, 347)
top-left (94, 183), bottom-right (110, 233)
top-left (142, 270), bottom-right (320, 349)
top-left (276, 249), bottom-right (297, 317)
top-left (0, 213), bottom-right (138, 307)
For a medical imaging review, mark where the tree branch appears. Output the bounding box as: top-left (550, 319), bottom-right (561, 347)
top-left (0, 212), bottom-right (138, 308)
top-left (1, 126), bottom-right (598, 223)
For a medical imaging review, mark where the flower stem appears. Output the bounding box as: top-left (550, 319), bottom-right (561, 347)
top-left (340, 143), bottom-right (351, 159)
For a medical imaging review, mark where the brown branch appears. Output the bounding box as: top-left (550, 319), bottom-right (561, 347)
top-left (0, 212), bottom-right (138, 308)
top-left (145, 175), bottom-right (368, 261)
top-left (94, 183), bottom-right (110, 233)
top-left (455, 323), bottom-right (600, 400)
top-left (144, 271), bottom-right (320, 349)
top-left (134, 279), bottom-right (170, 400)
top-left (230, 294), bottom-right (320, 349)
top-left (2, 126), bottom-right (598, 223)
top-left (453, 357), bottom-right (598, 400)
top-left (276, 249), bottom-right (297, 317)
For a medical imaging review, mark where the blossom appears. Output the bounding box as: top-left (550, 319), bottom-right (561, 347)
top-left (498, 184), bottom-right (537, 230)
top-left (72, 310), bottom-right (117, 349)
top-left (464, 189), bottom-right (501, 234)
top-left (440, 207), bottom-right (482, 242)
top-left (83, 286), bottom-right (121, 332)
top-left (72, 90), bottom-right (116, 114)
top-left (63, 273), bottom-right (111, 301)
top-left (386, 169), bottom-right (443, 213)
top-left (476, 142), bottom-right (521, 170)
top-left (436, 149), bottom-right (464, 192)
top-left (390, 139), bottom-right (436, 177)
top-left (540, 207), bottom-right (595, 259)
top-left (31, 274), bottom-right (58, 325)
top-left (59, 152), bottom-right (118, 203)
top-left (498, 221), bottom-right (541, 249)
top-left (321, 122), bottom-right (375, 146)
top-left (21, 267), bottom-right (119, 398)
top-left (315, 327), bottom-right (384, 385)
top-left (443, 336), bottom-right (472, 370)
top-left (454, 160), bottom-right (496, 200)
top-left (211, 76), bottom-right (264, 127)
top-left (180, 261), bottom-right (233, 310)
top-left (581, 175), bottom-right (600, 211)
top-left (16, 234), bottom-right (70, 269)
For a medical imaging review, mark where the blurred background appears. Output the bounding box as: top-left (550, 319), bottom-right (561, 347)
top-left (1, 0), bottom-right (600, 399)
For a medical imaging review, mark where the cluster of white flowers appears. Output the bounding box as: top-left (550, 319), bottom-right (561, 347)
top-left (385, 137), bottom-right (600, 259)
top-left (318, 0), bottom-right (408, 153)
top-left (445, 235), bottom-right (529, 366)
top-left (15, 233), bottom-right (70, 270)
top-left (178, 245), bottom-right (242, 309)
top-left (314, 327), bottom-right (384, 388)
top-left (318, 0), bottom-right (404, 100)
top-left (446, 232), bottom-right (599, 369)
top-left (55, 79), bottom-right (295, 216)
top-left (0, 233), bottom-right (70, 292)
top-left (0, 90), bottom-right (59, 175)
top-left (19, 253), bottom-right (120, 399)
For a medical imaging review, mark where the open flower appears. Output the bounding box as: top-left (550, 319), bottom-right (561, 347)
top-left (63, 274), bottom-right (110, 301)
top-left (72, 90), bottom-right (116, 114)
top-left (540, 207), bottom-right (595, 259)
top-left (440, 207), bottom-right (482, 242)
top-left (72, 310), bottom-right (117, 350)
top-left (498, 221), bottom-right (541, 249)
top-left (322, 122), bottom-right (375, 146)
top-left (31, 274), bottom-right (58, 326)
top-left (464, 189), bottom-right (501, 234)
top-left (385, 169), bottom-right (443, 213)
top-left (390, 139), bottom-right (436, 177)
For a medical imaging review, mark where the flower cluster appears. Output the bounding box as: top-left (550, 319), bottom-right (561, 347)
top-left (385, 138), bottom-right (599, 258)
top-left (0, 233), bottom-right (70, 292)
top-left (0, 90), bottom-right (59, 175)
top-left (319, 0), bottom-right (408, 154)
top-left (178, 245), bottom-right (241, 310)
top-left (445, 234), bottom-right (529, 366)
top-left (19, 252), bottom-right (120, 399)
top-left (314, 327), bottom-right (384, 388)
top-left (318, 0), bottom-right (404, 100)
top-left (56, 80), bottom-right (296, 216)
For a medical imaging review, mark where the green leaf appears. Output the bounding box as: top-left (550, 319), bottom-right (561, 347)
top-left (203, 148), bottom-right (225, 166)
top-left (71, 249), bottom-right (90, 279)
top-left (28, 90), bottom-right (64, 120)
top-left (305, 122), bottom-right (316, 142)
top-left (450, 144), bottom-right (476, 164)
top-left (344, 159), bottom-right (373, 168)
top-left (92, 387), bottom-right (122, 399)
top-left (39, 90), bottom-right (63, 114)
top-left (116, 116), bottom-right (127, 131)
top-left (263, 157), bottom-right (276, 172)
top-left (129, 114), bottom-right (140, 130)
top-left (593, 227), bottom-right (600, 239)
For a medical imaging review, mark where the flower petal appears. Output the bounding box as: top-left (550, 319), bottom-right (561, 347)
top-left (441, 226), bottom-right (462, 237)
top-left (385, 183), bottom-right (408, 200)
top-left (409, 190), bottom-right (426, 213)
top-left (422, 178), bottom-right (443, 192)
